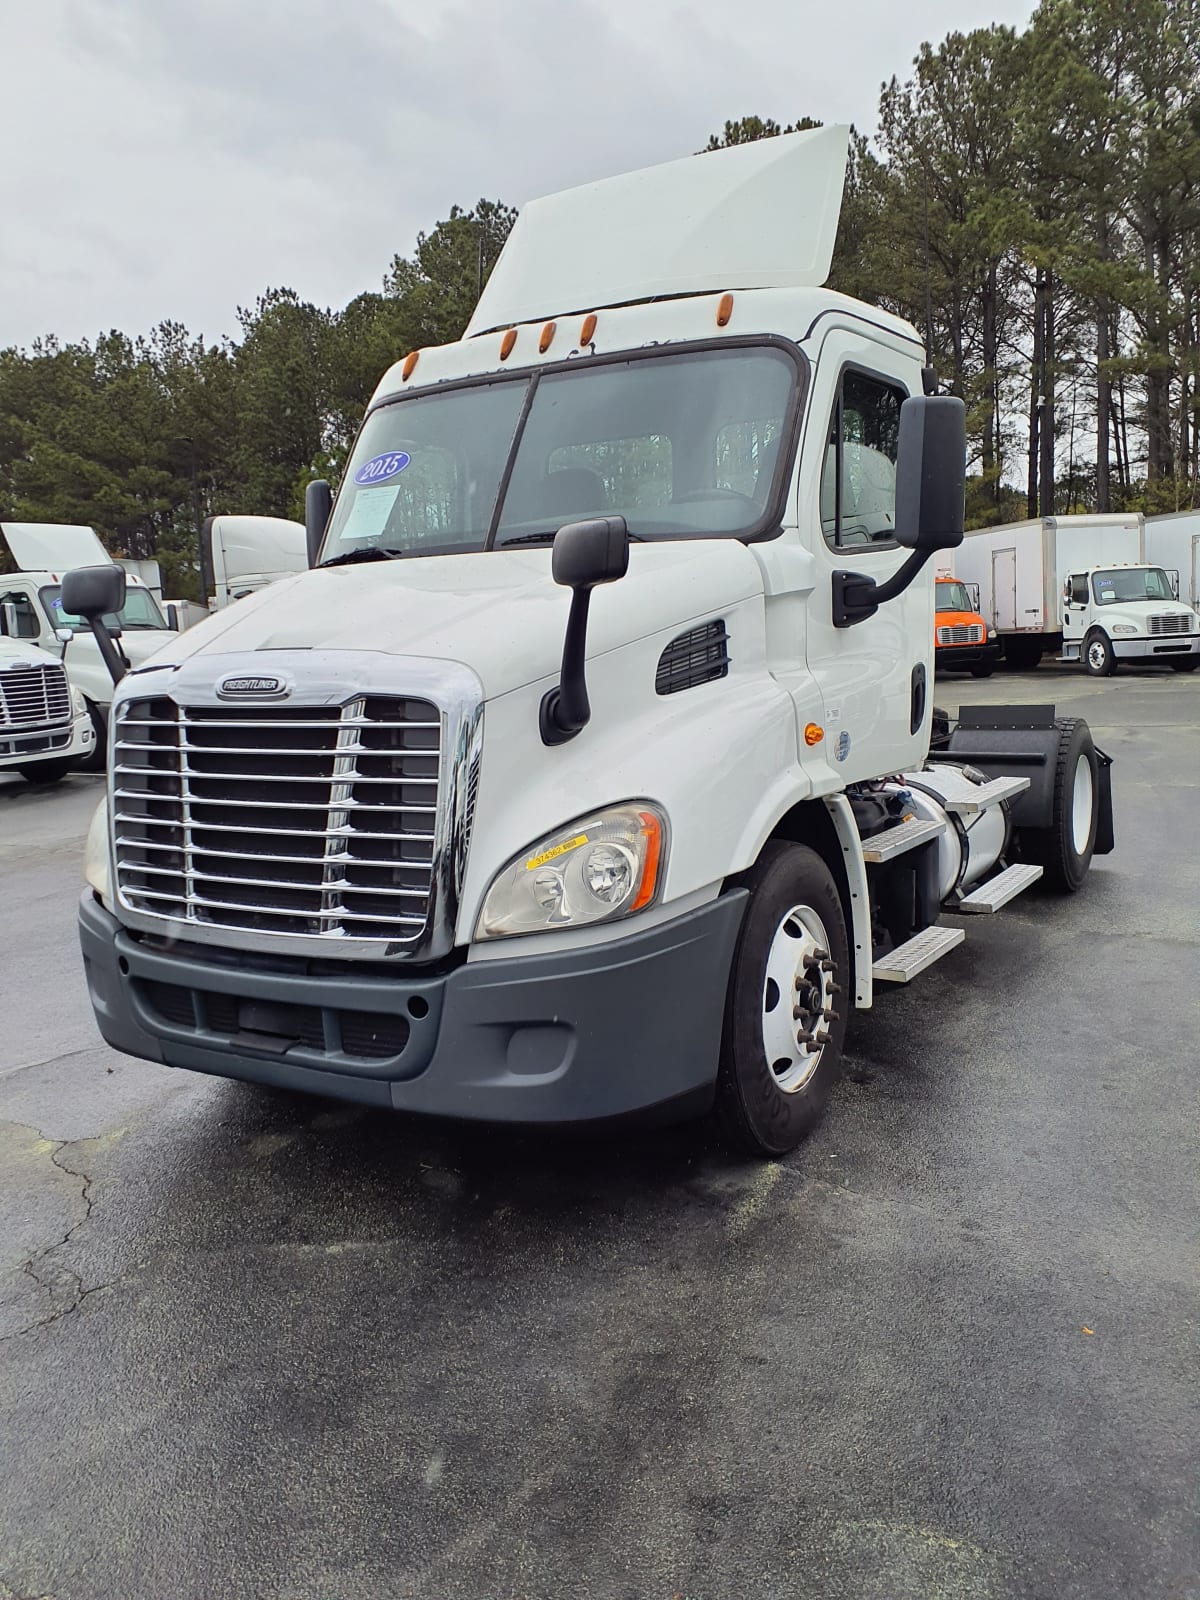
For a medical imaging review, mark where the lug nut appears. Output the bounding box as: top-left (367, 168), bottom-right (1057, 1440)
top-left (823, 1009), bottom-right (841, 1024)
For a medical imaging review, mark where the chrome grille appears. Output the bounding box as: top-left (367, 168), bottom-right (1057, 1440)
top-left (112, 694), bottom-right (442, 945)
top-left (1148, 613), bottom-right (1191, 635)
top-left (936, 624), bottom-right (984, 646)
top-left (0, 662), bottom-right (71, 729)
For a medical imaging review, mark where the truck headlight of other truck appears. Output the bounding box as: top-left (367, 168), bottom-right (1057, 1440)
top-left (476, 803), bottom-right (667, 940)
top-left (85, 797), bottom-right (109, 901)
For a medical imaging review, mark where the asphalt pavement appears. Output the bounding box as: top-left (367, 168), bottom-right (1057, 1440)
top-left (1, 664), bottom-right (1197, 1600)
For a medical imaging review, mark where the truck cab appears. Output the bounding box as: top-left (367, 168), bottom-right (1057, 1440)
top-left (933, 574), bottom-right (996, 677)
top-left (0, 632), bottom-right (94, 784)
top-left (0, 522), bottom-right (176, 752)
top-left (68, 128), bottom-right (1114, 1157)
top-left (1061, 563), bottom-right (1200, 675)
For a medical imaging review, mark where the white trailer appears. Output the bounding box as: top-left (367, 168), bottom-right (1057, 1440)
top-left (68, 128), bottom-right (1118, 1157)
top-left (954, 514), bottom-right (1200, 673)
top-left (1145, 510), bottom-right (1200, 608)
top-left (200, 515), bottom-right (307, 609)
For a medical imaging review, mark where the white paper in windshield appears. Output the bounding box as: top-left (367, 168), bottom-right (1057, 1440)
top-left (338, 485), bottom-right (400, 546)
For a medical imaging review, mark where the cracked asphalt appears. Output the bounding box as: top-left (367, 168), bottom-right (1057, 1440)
top-left (1, 667), bottom-right (1197, 1600)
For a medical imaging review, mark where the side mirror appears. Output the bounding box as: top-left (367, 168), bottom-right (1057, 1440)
top-left (56, 626), bottom-right (74, 645)
top-left (0, 601), bottom-right (19, 639)
top-left (833, 396), bottom-right (966, 629)
top-left (541, 516), bottom-right (630, 745)
top-left (61, 565), bottom-right (128, 685)
top-left (305, 479), bottom-right (333, 568)
top-left (894, 395), bottom-right (966, 553)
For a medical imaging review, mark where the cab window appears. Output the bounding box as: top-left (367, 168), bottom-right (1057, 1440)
top-left (0, 589), bottom-right (40, 639)
top-left (820, 370), bottom-right (906, 551)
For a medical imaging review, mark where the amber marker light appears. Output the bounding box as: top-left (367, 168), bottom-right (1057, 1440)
top-left (717, 293), bottom-right (734, 327)
top-left (804, 723), bottom-right (825, 746)
top-left (539, 321), bottom-right (557, 353)
top-left (630, 811), bottom-right (664, 912)
top-left (500, 328), bottom-right (518, 359)
top-left (401, 351), bottom-right (419, 380)
top-left (580, 313), bottom-right (598, 344)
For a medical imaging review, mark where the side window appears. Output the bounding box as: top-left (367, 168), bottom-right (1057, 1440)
top-left (820, 369), bottom-right (905, 551)
top-left (0, 590), bottom-right (40, 639)
top-left (1069, 575), bottom-right (1089, 605)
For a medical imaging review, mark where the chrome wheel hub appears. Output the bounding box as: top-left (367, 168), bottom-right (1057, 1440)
top-left (761, 903), bottom-right (839, 1094)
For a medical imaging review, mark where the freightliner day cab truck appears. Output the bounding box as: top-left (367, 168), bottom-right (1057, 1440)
top-left (67, 129), bottom-right (1116, 1156)
top-left (933, 574), bottom-right (997, 677)
top-left (0, 632), bottom-right (95, 783)
top-left (955, 513), bottom-right (1200, 674)
top-left (0, 522), bottom-right (176, 762)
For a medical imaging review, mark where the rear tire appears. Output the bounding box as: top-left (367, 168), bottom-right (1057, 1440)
top-left (1083, 631), bottom-right (1116, 677)
top-left (18, 760), bottom-right (71, 785)
top-left (1170, 658), bottom-right (1199, 673)
top-left (1018, 718), bottom-right (1099, 892)
top-left (715, 842), bottom-right (850, 1158)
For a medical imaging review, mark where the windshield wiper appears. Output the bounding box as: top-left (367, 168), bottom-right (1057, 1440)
top-left (497, 529), bottom-right (644, 548)
top-left (318, 546), bottom-right (403, 568)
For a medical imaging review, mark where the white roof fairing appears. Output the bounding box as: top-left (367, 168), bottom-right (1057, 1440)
top-left (465, 124), bottom-right (850, 337)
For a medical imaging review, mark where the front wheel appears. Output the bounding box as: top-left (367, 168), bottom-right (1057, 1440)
top-left (716, 842), bottom-right (850, 1158)
top-left (1170, 658), bottom-right (1199, 673)
top-left (1083, 631), bottom-right (1116, 677)
top-left (970, 664), bottom-right (995, 679)
top-left (18, 759), bottom-right (71, 785)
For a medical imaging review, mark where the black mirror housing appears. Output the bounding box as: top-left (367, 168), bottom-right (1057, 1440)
top-left (894, 395), bottom-right (966, 553)
top-left (62, 563), bottom-right (126, 621)
top-left (306, 479), bottom-right (333, 568)
top-left (551, 517), bottom-right (630, 590)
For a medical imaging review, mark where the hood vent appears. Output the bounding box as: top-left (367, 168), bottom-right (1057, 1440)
top-left (656, 620), bottom-right (729, 696)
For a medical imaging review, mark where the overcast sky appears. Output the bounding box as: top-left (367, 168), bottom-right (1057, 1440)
top-left (1, 0), bottom-right (1034, 353)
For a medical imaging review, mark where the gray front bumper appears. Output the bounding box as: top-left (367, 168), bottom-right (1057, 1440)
top-left (79, 891), bottom-right (747, 1125)
top-left (1112, 635), bottom-right (1200, 660)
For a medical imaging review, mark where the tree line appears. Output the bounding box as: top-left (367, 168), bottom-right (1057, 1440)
top-left (1, 0), bottom-right (1196, 597)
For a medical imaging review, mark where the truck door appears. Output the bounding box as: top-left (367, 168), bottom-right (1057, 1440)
top-left (992, 548), bottom-right (1017, 632)
top-left (801, 344), bottom-right (930, 780)
top-left (1061, 574), bottom-right (1088, 649)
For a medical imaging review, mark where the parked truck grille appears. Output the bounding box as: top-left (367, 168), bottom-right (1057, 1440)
top-left (936, 624), bottom-right (984, 646)
top-left (1148, 613), bottom-right (1191, 635)
top-left (0, 662), bottom-right (71, 729)
top-left (112, 694), bottom-right (442, 944)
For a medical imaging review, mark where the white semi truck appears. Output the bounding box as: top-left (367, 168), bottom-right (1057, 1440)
top-left (1145, 509), bottom-right (1200, 610)
top-left (0, 633), bottom-right (95, 783)
top-left (0, 523), bottom-right (177, 762)
top-left (67, 129), bottom-right (1115, 1156)
top-left (954, 513), bottom-right (1200, 673)
top-left (201, 515), bottom-right (307, 610)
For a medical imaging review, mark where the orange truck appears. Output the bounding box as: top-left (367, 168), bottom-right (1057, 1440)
top-left (934, 574), bottom-right (998, 677)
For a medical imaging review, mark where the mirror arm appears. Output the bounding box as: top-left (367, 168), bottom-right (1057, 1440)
top-left (540, 588), bottom-right (593, 745)
top-left (87, 617), bottom-right (128, 685)
top-left (832, 549), bottom-right (934, 630)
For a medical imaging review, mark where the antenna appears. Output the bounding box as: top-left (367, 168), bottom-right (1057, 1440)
top-left (921, 176), bottom-right (937, 396)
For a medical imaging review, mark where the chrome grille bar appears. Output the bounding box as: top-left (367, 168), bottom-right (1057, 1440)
top-left (0, 662), bottom-right (72, 729)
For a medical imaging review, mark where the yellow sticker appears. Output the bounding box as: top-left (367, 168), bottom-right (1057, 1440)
top-left (526, 834), bottom-right (588, 871)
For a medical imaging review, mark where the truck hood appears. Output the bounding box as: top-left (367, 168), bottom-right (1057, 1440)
top-left (135, 542), bottom-right (765, 699)
top-left (0, 637), bottom-right (59, 670)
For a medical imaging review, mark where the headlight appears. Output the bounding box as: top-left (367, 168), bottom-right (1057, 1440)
top-left (476, 803), bottom-right (666, 940)
top-left (84, 796), bottom-right (110, 900)
top-left (1111, 625), bottom-right (1137, 636)
top-left (71, 686), bottom-right (87, 717)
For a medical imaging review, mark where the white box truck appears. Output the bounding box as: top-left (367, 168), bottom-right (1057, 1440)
top-left (1145, 510), bottom-right (1200, 609)
top-left (954, 513), bottom-right (1200, 674)
top-left (67, 129), bottom-right (1116, 1156)
top-left (0, 523), bottom-right (177, 762)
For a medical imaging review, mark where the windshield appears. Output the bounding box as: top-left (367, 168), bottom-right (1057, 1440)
top-left (41, 583), bottom-right (168, 631)
top-left (321, 344), bottom-right (799, 561)
top-left (936, 581), bottom-right (973, 612)
top-left (1091, 567), bottom-right (1175, 606)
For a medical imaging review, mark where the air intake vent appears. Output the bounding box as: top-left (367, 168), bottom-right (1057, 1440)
top-left (655, 620), bottom-right (729, 696)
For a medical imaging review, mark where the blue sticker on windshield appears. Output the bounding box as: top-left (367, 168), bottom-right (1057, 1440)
top-left (354, 450), bottom-right (411, 486)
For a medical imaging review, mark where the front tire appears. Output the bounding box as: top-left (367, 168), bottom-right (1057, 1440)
top-left (1083, 631), bottom-right (1116, 677)
top-left (716, 842), bottom-right (850, 1158)
top-left (76, 699), bottom-right (107, 772)
top-left (1018, 718), bottom-right (1100, 891)
top-left (1170, 658), bottom-right (1199, 673)
top-left (970, 664), bottom-right (995, 678)
top-left (18, 759), bottom-right (71, 785)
